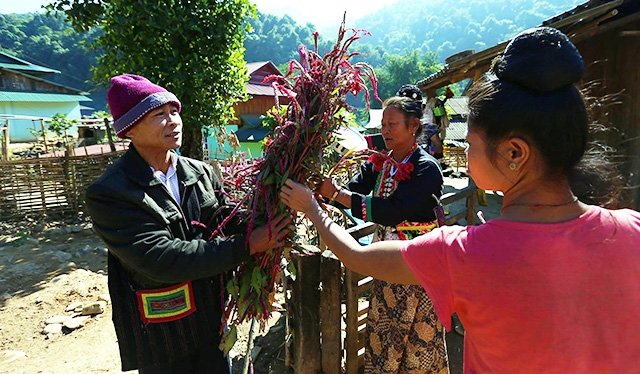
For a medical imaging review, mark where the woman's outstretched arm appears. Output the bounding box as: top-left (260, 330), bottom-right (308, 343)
top-left (280, 179), bottom-right (418, 285)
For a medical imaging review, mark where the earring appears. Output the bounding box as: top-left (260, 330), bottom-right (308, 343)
top-left (509, 162), bottom-right (518, 170)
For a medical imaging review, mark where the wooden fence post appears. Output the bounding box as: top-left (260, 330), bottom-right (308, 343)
top-left (104, 117), bottom-right (116, 152)
top-left (287, 245), bottom-right (322, 373)
top-left (1, 124), bottom-right (9, 161)
top-left (320, 250), bottom-right (343, 374)
top-left (40, 119), bottom-right (49, 153)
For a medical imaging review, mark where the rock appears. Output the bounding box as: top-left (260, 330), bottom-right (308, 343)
top-left (65, 224), bottom-right (83, 234)
top-left (76, 245), bottom-right (92, 257)
top-left (2, 292), bottom-right (12, 301)
top-left (81, 301), bottom-right (106, 316)
top-left (65, 262), bottom-right (77, 270)
top-left (0, 350), bottom-right (27, 364)
top-left (45, 315), bottom-right (71, 325)
top-left (42, 323), bottom-right (63, 335)
top-left (98, 294), bottom-right (111, 304)
top-left (51, 250), bottom-right (72, 262)
top-left (50, 274), bottom-right (68, 284)
top-left (34, 296), bottom-right (43, 304)
top-left (24, 237), bottom-right (39, 247)
top-left (63, 316), bottom-right (89, 330)
top-left (65, 301), bottom-right (83, 312)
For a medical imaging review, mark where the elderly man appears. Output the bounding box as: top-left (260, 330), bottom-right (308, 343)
top-left (86, 74), bottom-right (290, 373)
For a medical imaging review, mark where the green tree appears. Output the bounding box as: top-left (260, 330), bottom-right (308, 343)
top-left (375, 50), bottom-right (442, 104)
top-left (48, 0), bottom-right (255, 159)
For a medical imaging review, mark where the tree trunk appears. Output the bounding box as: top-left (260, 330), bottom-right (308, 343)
top-left (181, 121), bottom-right (204, 160)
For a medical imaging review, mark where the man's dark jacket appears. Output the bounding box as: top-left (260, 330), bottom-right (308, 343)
top-left (85, 145), bottom-right (249, 371)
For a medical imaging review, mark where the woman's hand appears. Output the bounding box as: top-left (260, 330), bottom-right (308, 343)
top-left (248, 213), bottom-right (292, 255)
top-left (280, 179), bottom-right (319, 214)
top-left (318, 177), bottom-right (340, 199)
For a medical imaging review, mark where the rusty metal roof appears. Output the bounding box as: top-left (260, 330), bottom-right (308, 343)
top-left (417, 0), bottom-right (637, 91)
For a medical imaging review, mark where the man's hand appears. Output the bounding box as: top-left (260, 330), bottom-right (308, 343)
top-left (248, 213), bottom-right (293, 255)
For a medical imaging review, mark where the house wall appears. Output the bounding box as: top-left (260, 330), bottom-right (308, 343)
top-left (1, 101), bottom-right (82, 142)
top-left (0, 70), bottom-right (73, 94)
top-left (577, 19), bottom-right (640, 208)
top-left (233, 95), bottom-right (289, 118)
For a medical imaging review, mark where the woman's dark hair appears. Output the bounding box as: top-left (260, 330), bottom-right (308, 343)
top-left (383, 84), bottom-right (424, 138)
top-left (467, 27), bottom-right (625, 208)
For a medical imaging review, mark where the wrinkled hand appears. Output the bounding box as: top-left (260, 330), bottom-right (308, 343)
top-left (248, 213), bottom-right (292, 255)
top-left (318, 177), bottom-right (340, 199)
top-left (280, 179), bottom-right (318, 214)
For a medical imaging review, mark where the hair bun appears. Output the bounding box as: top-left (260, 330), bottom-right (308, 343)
top-left (396, 84), bottom-right (423, 101)
top-left (493, 27), bottom-right (584, 92)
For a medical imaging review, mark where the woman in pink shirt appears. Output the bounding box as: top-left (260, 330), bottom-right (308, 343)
top-left (280, 27), bottom-right (640, 373)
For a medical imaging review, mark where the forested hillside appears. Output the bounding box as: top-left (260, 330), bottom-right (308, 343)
top-left (0, 12), bottom-right (103, 108)
top-left (352, 0), bottom-right (584, 57)
top-left (0, 0), bottom-right (587, 111)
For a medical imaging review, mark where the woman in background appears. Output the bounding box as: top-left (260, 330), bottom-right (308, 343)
top-left (317, 85), bottom-right (448, 373)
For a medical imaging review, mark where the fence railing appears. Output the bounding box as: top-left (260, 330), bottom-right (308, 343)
top-left (285, 184), bottom-right (478, 373)
top-left (0, 151), bottom-right (124, 221)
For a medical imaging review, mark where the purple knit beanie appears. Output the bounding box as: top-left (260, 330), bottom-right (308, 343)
top-left (107, 74), bottom-right (182, 138)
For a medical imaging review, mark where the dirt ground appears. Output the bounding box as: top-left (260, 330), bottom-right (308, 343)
top-left (0, 218), bottom-right (286, 374)
top-left (0, 176), bottom-right (502, 374)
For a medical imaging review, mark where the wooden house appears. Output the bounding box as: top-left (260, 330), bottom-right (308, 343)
top-left (0, 51), bottom-right (91, 142)
top-left (207, 61), bottom-right (289, 159)
top-left (417, 0), bottom-right (640, 208)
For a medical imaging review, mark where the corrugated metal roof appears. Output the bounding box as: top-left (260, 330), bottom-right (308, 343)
top-left (445, 120), bottom-right (468, 141)
top-left (0, 51), bottom-right (60, 74)
top-left (446, 97), bottom-right (468, 116)
top-left (0, 91), bottom-right (92, 102)
top-left (0, 62), bottom-right (59, 74)
top-left (246, 83), bottom-right (287, 97)
top-left (417, 0), bottom-right (633, 90)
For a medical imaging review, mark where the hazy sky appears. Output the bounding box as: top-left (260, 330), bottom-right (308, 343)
top-left (0, 0), bottom-right (395, 32)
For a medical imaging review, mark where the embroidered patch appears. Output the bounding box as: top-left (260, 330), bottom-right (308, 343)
top-left (136, 281), bottom-right (196, 323)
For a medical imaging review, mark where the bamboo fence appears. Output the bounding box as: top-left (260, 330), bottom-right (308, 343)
top-left (0, 151), bottom-right (124, 221)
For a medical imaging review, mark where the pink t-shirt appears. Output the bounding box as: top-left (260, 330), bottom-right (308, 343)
top-left (402, 205), bottom-right (640, 373)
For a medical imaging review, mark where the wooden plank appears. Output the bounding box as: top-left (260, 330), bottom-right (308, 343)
top-left (346, 222), bottom-right (376, 239)
top-left (344, 268), bottom-right (360, 374)
top-left (441, 185), bottom-right (475, 205)
top-left (288, 246), bottom-right (322, 374)
top-left (320, 251), bottom-right (342, 374)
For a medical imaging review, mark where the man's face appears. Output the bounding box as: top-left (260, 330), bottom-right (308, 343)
top-left (126, 103), bottom-right (182, 151)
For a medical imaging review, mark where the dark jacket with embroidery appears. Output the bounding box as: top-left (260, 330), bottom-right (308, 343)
top-left (347, 147), bottom-right (443, 226)
top-left (85, 145), bottom-right (248, 371)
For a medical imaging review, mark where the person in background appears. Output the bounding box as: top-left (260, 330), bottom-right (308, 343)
top-left (281, 27), bottom-right (640, 373)
top-left (431, 86), bottom-right (454, 140)
top-left (316, 85), bottom-right (448, 373)
top-left (422, 121), bottom-right (444, 160)
top-left (85, 74), bottom-right (290, 373)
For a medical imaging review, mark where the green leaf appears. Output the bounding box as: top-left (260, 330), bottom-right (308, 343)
top-left (251, 266), bottom-right (266, 293)
top-left (226, 278), bottom-right (239, 297)
top-left (239, 273), bottom-right (251, 299)
top-left (286, 260), bottom-right (297, 282)
top-left (219, 325), bottom-right (237, 356)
